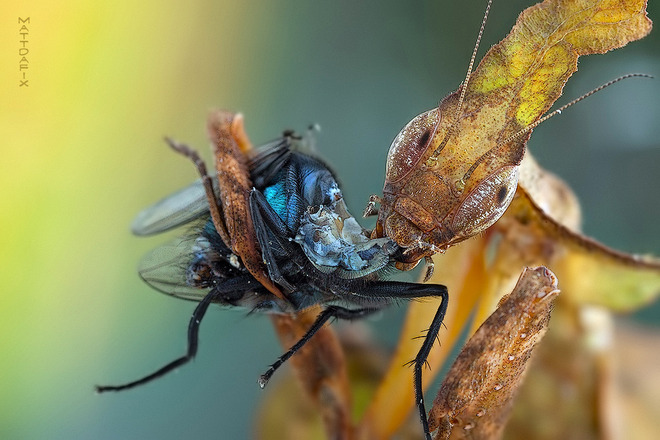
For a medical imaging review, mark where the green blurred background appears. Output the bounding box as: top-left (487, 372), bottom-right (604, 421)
top-left (1, 1), bottom-right (659, 438)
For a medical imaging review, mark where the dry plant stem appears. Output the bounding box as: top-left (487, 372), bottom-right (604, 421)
top-left (270, 309), bottom-right (355, 440)
top-left (428, 267), bottom-right (560, 440)
top-left (207, 110), bottom-right (286, 301)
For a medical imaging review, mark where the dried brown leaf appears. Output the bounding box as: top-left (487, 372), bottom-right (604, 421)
top-left (428, 267), bottom-right (560, 439)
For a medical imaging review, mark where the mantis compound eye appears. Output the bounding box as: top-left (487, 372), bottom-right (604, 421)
top-left (450, 165), bottom-right (519, 238)
top-left (385, 109), bottom-right (439, 183)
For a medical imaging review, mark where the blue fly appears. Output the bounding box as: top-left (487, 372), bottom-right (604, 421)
top-left (96, 132), bottom-right (448, 438)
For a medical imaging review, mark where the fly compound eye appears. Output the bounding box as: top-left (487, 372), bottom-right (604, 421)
top-left (450, 165), bottom-right (519, 238)
top-left (385, 109), bottom-right (439, 183)
top-left (302, 168), bottom-right (342, 206)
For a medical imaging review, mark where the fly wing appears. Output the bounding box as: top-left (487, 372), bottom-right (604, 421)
top-left (248, 138), bottom-right (292, 187)
top-left (137, 233), bottom-right (211, 302)
top-left (132, 137), bottom-right (290, 237)
top-left (131, 177), bottom-right (218, 236)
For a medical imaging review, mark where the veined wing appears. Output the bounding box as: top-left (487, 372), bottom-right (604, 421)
top-left (131, 177), bottom-right (218, 236)
top-left (137, 231), bottom-right (212, 302)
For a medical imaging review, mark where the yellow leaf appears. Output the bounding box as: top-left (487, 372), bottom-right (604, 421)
top-left (509, 187), bottom-right (660, 311)
top-left (468, 0), bottom-right (652, 127)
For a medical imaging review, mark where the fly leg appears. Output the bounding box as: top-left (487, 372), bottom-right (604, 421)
top-left (412, 300), bottom-right (448, 440)
top-left (352, 281), bottom-right (449, 440)
top-left (258, 306), bottom-right (380, 388)
top-left (249, 139), bottom-right (292, 188)
top-left (249, 189), bottom-right (298, 292)
top-left (165, 137), bottom-right (232, 250)
top-left (96, 287), bottom-right (217, 392)
top-left (96, 277), bottom-right (256, 392)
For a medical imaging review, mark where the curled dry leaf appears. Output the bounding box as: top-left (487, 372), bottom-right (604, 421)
top-left (504, 302), bottom-right (618, 439)
top-left (427, 267), bottom-right (559, 439)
